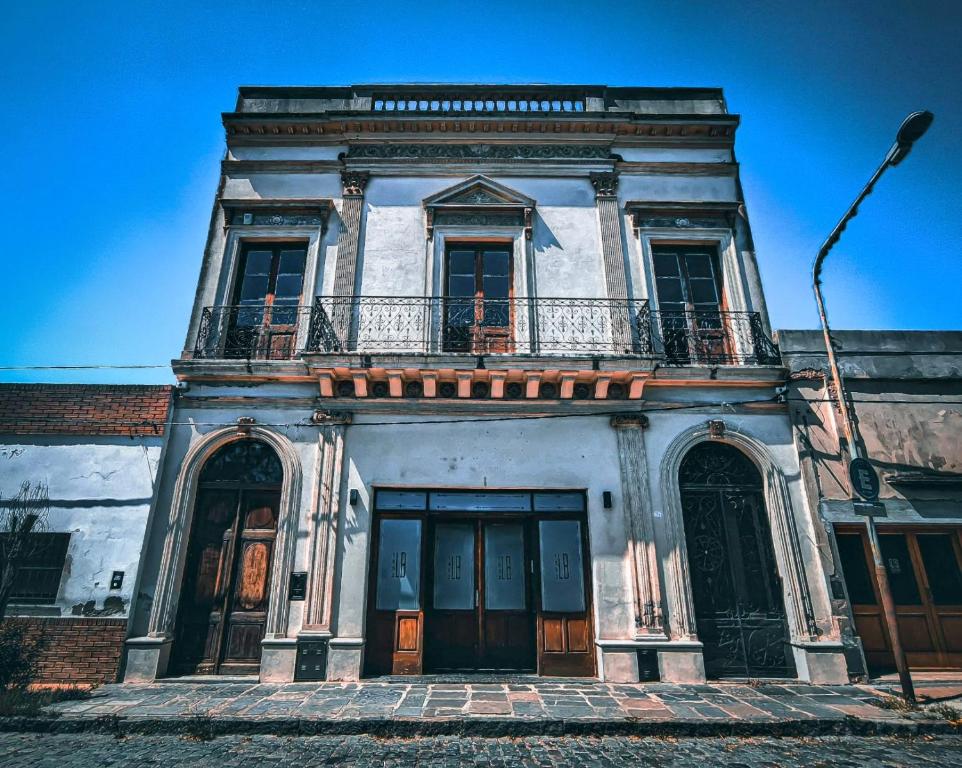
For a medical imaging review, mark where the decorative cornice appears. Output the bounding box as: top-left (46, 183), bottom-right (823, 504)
top-left (348, 144), bottom-right (611, 161)
top-left (219, 198), bottom-right (333, 232)
top-left (340, 170), bottom-right (370, 196)
top-left (628, 201), bottom-right (738, 230)
top-left (590, 171), bottom-right (619, 198)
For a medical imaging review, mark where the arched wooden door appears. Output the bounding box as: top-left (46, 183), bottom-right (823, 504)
top-left (680, 442), bottom-right (796, 678)
top-left (171, 439), bottom-right (282, 675)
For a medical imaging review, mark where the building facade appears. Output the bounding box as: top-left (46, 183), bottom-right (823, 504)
top-left (781, 330), bottom-right (962, 677)
top-left (115, 85), bottom-right (849, 685)
top-left (0, 385), bottom-right (173, 684)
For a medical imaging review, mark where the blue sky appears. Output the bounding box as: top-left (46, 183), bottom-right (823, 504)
top-left (2, 1), bottom-right (959, 384)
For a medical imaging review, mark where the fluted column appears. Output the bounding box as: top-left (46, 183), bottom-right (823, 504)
top-left (304, 411), bottom-right (352, 632)
top-left (591, 172), bottom-right (631, 351)
top-left (611, 414), bottom-right (666, 637)
top-left (332, 171), bottom-right (369, 345)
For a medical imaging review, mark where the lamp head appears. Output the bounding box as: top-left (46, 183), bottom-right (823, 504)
top-left (887, 110), bottom-right (934, 165)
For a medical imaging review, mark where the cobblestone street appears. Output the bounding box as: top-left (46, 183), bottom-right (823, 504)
top-left (1, 732), bottom-right (960, 767)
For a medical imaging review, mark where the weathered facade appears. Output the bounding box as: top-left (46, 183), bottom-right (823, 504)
top-left (0, 384), bottom-right (173, 683)
top-left (110, 84), bottom-right (850, 686)
top-left (780, 330), bottom-right (962, 677)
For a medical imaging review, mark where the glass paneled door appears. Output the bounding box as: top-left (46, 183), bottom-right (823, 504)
top-left (425, 519), bottom-right (536, 672)
top-left (443, 243), bottom-right (513, 353)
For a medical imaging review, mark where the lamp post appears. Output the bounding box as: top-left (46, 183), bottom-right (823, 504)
top-left (813, 110), bottom-right (933, 704)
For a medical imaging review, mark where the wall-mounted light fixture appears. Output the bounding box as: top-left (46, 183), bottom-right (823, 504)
top-left (602, 491), bottom-right (613, 509)
top-left (349, 488), bottom-right (360, 506)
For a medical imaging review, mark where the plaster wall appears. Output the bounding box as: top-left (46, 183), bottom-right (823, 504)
top-left (0, 437), bottom-right (164, 620)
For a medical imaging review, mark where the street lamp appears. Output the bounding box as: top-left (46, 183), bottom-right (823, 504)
top-left (813, 110), bottom-right (933, 704)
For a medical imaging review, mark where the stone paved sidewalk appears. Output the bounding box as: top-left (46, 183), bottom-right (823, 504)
top-left (5, 678), bottom-right (959, 737)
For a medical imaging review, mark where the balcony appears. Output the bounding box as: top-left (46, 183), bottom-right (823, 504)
top-left (192, 298), bottom-right (779, 366)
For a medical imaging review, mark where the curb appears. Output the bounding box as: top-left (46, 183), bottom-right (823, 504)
top-left (0, 714), bottom-right (958, 738)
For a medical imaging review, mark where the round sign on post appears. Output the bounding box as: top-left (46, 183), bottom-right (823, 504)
top-left (849, 457), bottom-right (880, 501)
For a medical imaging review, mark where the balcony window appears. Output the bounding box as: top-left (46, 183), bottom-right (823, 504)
top-left (443, 243), bottom-right (513, 353)
top-left (652, 244), bottom-right (729, 364)
top-left (225, 242), bottom-right (307, 359)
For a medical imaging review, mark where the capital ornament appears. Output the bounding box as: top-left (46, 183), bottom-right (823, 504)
top-left (341, 170), bottom-right (370, 196)
top-left (590, 171), bottom-right (619, 198)
top-left (610, 413), bottom-right (649, 430)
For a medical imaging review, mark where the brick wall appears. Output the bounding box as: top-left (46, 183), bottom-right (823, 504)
top-left (0, 384), bottom-right (172, 437)
top-left (3, 617), bottom-right (127, 685)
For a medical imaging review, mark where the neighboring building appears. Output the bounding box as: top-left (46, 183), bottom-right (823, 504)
top-left (781, 330), bottom-right (962, 678)
top-left (118, 84), bottom-right (850, 686)
top-left (0, 384), bottom-right (172, 684)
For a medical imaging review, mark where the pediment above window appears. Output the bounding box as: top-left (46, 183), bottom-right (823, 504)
top-left (220, 198), bottom-right (334, 231)
top-left (423, 175), bottom-right (535, 239)
top-left (627, 201), bottom-right (739, 230)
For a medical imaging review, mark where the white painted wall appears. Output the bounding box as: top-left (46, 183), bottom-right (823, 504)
top-left (0, 437), bottom-right (164, 620)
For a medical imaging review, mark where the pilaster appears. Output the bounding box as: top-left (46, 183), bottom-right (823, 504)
top-left (303, 411), bottom-right (352, 633)
top-left (591, 172), bottom-right (631, 350)
top-left (611, 413), bottom-right (666, 638)
top-left (333, 170), bottom-right (370, 298)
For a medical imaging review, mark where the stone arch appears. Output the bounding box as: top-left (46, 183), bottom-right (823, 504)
top-left (147, 425), bottom-right (303, 644)
top-left (658, 422), bottom-right (816, 646)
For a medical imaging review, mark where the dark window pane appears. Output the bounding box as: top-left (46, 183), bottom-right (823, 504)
top-left (243, 251), bottom-right (273, 275)
top-left (653, 252), bottom-right (680, 277)
top-left (448, 275), bottom-right (475, 297)
top-left (836, 533), bottom-right (877, 605)
top-left (483, 251), bottom-right (510, 276)
top-left (656, 277), bottom-right (684, 303)
top-left (481, 302), bottom-right (509, 327)
top-left (684, 252), bottom-right (715, 278)
top-left (274, 274), bottom-right (303, 299)
top-left (918, 534), bottom-right (962, 605)
top-left (482, 275), bottom-right (510, 299)
top-left (689, 278), bottom-right (720, 305)
top-left (278, 250), bottom-right (306, 275)
top-left (240, 275), bottom-right (270, 302)
top-left (879, 534), bottom-right (922, 605)
top-left (446, 300), bottom-right (474, 326)
top-left (448, 250), bottom-right (475, 275)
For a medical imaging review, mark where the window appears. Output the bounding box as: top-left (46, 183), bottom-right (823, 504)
top-left (226, 242), bottom-right (308, 358)
top-left (651, 244), bottom-right (726, 363)
top-left (443, 243), bottom-right (512, 352)
top-left (0, 532), bottom-right (70, 604)
top-left (233, 242), bottom-right (307, 322)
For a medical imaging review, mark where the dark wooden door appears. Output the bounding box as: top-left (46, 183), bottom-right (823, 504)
top-left (228, 242), bottom-right (307, 359)
top-left (535, 518), bottom-right (595, 676)
top-left (172, 488), bottom-right (280, 675)
top-left (836, 528), bottom-right (962, 671)
top-left (424, 518), bottom-right (536, 673)
top-left (443, 244), bottom-right (513, 353)
top-left (652, 245), bottom-right (728, 364)
top-left (364, 516), bottom-right (424, 676)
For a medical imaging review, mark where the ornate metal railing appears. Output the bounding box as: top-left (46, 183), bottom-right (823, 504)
top-left (650, 309), bottom-right (781, 366)
top-left (305, 296), bottom-right (651, 356)
top-left (193, 305), bottom-right (313, 360)
top-left (193, 299), bottom-right (780, 366)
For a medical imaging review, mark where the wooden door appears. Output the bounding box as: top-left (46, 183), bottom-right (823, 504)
top-left (443, 244), bottom-right (513, 353)
top-left (172, 488), bottom-right (280, 675)
top-left (228, 242), bottom-right (307, 359)
top-left (536, 518), bottom-right (596, 676)
top-left (481, 522), bottom-right (536, 671)
top-left (652, 245), bottom-right (727, 364)
top-left (836, 528), bottom-right (962, 670)
top-left (426, 521), bottom-right (479, 671)
top-left (364, 517), bottom-right (424, 676)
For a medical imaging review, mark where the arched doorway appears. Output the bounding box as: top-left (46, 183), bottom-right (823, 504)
top-left (680, 441), bottom-right (796, 678)
top-left (170, 439), bottom-right (283, 675)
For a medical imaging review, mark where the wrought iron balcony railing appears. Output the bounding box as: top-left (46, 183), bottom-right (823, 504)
top-left (193, 298), bottom-right (780, 366)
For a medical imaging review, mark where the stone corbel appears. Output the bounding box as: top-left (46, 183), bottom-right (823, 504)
top-left (523, 207), bottom-right (533, 240)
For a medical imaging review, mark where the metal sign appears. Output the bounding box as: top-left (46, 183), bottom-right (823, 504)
top-left (288, 571), bottom-right (308, 601)
top-left (853, 500), bottom-right (886, 517)
top-left (849, 458), bottom-right (880, 501)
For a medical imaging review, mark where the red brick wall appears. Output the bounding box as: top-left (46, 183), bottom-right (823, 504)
top-left (3, 617), bottom-right (127, 685)
top-left (0, 384), bottom-right (172, 437)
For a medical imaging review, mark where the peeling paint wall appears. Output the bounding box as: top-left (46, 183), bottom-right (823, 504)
top-left (0, 436), bottom-right (165, 619)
